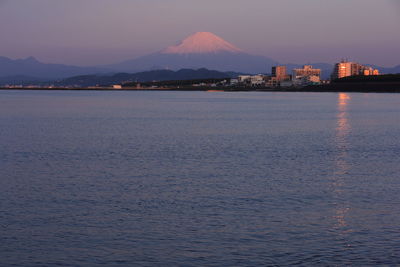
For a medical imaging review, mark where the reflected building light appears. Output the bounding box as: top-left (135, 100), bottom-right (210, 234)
top-left (332, 93), bottom-right (352, 232)
top-left (338, 93), bottom-right (351, 110)
top-left (335, 93), bottom-right (351, 150)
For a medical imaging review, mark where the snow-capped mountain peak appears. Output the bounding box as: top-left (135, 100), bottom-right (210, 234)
top-left (162, 32), bottom-right (243, 54)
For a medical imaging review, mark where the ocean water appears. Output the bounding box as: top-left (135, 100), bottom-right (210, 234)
top-left (0, 90), bottom-right (399, 266)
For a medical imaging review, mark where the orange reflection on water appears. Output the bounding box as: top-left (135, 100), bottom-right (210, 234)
top-left (333, 93), bottom-right (351, 230)
top-left (337, 93), bottom-right (351, 133)
top-left (335, 93), bottom-right (351, 177)
top-left (338, 92), bottom-right (351, 106)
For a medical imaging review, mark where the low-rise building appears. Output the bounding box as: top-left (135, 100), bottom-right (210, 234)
top-left (266, 76), bottom-right (278, 87)
top-left (363, 67), bottom-right (380, 76)
top-left (293, 65), bottom-right (321, 80)
top-left (237, 75), bottom-right (267, 86)
top-left (230, 78), bottom-right (239, 85)
top-left (250, 75), bottom-right (265, 86)
top-left (293, 65), bottom-right (321, 85)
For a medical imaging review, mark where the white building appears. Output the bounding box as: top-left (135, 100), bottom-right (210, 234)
top-left (230, 78), bottom-right (239, 85)
top-left (237, 75), bottom-right (266, 86)
top-left (250, 75), bottom-right (265, 86)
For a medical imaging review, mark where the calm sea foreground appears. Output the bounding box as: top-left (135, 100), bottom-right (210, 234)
top-left (1, 90), bottom-right (399, 266)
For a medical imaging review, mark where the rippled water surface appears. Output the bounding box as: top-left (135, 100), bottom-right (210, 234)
top-left (1, 90), bottom-right (400, 266)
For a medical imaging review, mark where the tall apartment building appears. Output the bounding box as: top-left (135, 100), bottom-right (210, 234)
top-left (332, 61), bottom-right (352, 79)
top-left (268, 65), bottom-right (291, 87)
top-left (272, 66), bottom-right (287, 81)
top-left (332, 61), bottom-right (379, 80)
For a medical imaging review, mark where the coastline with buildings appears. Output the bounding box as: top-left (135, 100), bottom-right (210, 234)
top-left (1, 60), bottom-right (399, 93)
top-left (2, 78), bottom-right (400, 93)
top-left (236, 64), bottom-right (324, 88)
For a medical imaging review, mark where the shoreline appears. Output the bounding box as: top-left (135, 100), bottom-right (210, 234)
top-left (2, 85), bottom-right (400, 93)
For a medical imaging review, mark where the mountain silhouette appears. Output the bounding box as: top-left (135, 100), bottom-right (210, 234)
top-left (0, 56), bottom-right (107, 79)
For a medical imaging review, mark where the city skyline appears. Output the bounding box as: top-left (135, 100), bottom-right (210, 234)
top-left (0, 0), bottom-right (399, 67)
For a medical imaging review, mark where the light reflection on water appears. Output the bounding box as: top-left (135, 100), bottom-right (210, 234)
top-left (335, 93), bottom-right (352, 176)
top-left (333, 93), bottom-right (351, 232)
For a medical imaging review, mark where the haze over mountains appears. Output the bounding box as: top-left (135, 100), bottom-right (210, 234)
top-left (0, 56), bottom-right (105, 80)
top-left (0, 32), bottom-right (399, 84)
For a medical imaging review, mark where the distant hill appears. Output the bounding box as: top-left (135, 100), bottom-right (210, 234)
top-left (55, 68), bottom-right (242, 87)
top-left (0, 75), bottom-right (46, 85)
top-left (0, 56), bottom-right (108, 80)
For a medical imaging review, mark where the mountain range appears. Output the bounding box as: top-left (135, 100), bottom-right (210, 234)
top-left (54, 68), bottom-right (241, 87)
top-left (0, 56), bottom-right (106, 80)
top-left (1, 32), bottom-right (399, 84)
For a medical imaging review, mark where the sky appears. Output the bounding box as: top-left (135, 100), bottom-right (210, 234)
top-left (0, 0), bottom-right (399, 67)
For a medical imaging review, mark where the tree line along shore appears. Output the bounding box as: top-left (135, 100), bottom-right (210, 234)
top-left (1, 74), bottom-right (400, 93)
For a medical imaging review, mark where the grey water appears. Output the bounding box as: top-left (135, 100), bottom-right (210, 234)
top-left (1, 90), bottom-right (400, 266)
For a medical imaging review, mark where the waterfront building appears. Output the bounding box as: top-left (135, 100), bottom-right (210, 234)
top-left (230, 78), bottom-right (239, 85)
top-left (332, 60), bottom-right (380, 79)
top-left (250, 75), bottom-right (265, 86)
top-left (237, 75), bottom-right (267, 86)
top-left (238, 75), bottom-right (251, 84)
top-left (332, 61), bottom-right (352, 79)
top-left (269, 66), bottom-right (291, 87)
top-left (363, 67), bottom-right (380, 76)
top-left (266, 77), bottom-right (278, 87)
top-left (293, 65), bottom-right (321, 80)
top-left (272, 66), bottom-right (288, 81)
top-left (293, 65), bottom-right (321, 85)
top-left (351, 63), bottom-right (365, 76)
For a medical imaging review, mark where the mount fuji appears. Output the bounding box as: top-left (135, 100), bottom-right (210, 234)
top-left (106, 32), bottom-right (278, 74)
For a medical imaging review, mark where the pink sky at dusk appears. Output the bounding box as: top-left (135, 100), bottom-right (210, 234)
top-left (0, 0), bottom-right (399, 67)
